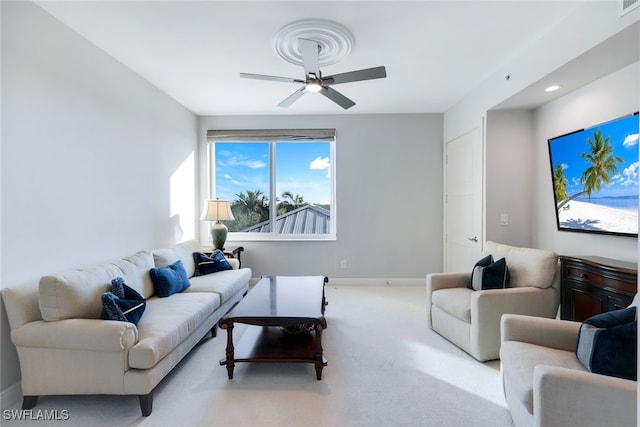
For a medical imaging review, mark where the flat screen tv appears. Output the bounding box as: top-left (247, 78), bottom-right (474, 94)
top-left (547, 112), bottom-right (639, 238)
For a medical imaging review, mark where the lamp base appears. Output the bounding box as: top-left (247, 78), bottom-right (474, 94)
top-left (210, 222), bottom-right (228, 250)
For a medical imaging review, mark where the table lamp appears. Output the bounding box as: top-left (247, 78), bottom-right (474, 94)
top-left (200, 199), bottom-right (235, 250)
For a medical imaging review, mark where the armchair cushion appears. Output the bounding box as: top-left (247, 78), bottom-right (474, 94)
top-left (483, 241), bottom-right (557, 289)
top-left (576, 306), bottom-right (637, 381)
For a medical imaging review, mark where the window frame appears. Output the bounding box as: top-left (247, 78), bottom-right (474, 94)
top-left (204, 129), bottom-right (337, 242)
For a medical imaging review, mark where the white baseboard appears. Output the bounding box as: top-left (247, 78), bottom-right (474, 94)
top-left (249, 277), bottom-right (424, 287)
top-left (325, 278), bottom-right (424, 286)
top-left (1, 381), bottom-right (22, 409)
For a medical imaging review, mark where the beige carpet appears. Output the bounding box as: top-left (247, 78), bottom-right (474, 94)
top-left (3, 285), bottom-right (515, 427)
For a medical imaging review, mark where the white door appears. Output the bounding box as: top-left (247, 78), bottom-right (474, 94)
top-left (444, 124), bottom-right (483, 272)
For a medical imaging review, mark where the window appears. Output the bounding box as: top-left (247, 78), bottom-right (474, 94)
top-left (205, 129), bottom-right (336, 240)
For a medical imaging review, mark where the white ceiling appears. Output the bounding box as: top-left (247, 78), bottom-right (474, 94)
top-left (35, 1), bottom-right (584, 116)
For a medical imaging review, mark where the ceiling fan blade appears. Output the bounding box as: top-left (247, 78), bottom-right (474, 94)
top-left (323, 66), bottom-right (387, 85)
top-left (278, 86), bottom-right (307, 107)
top-left (298, 38), bottom-right (320, 79)
top-left (240, 73), bottom-right (303, 84)
top-left (321, 87), bottom-right (355, 110)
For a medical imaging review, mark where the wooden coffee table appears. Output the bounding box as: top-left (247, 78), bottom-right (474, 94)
top-left (218, 275), bottom-right (328, 380)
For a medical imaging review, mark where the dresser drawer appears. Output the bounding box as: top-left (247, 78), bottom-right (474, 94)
top-left (565, 265), bottom-right (636, 294)
top-left (560, 256), bottom-right (638, 321)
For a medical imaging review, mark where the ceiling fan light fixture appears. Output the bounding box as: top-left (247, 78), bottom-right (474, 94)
top-left (306, 81), bottom-right (323, 92)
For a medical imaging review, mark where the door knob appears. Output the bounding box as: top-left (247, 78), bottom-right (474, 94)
top-left (467, 237), bottom-right (478, 242)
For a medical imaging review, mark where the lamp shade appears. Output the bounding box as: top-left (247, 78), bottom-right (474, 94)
top-left (200, 200), bottom-right (235, 222)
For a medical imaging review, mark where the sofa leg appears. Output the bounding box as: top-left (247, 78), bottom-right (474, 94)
top-left (211, 324), bottom-right (218, 337)
top-left (22, 395), bottom-right (38, 409)
top-left (139, 393), bottom-right (153, 416)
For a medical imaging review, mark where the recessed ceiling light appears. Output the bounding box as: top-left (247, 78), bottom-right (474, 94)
top-left (545, 85), bottom-right (560, 92)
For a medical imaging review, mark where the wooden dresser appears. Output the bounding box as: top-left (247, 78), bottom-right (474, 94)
top-left (559, 255), bottom-right (638, 322)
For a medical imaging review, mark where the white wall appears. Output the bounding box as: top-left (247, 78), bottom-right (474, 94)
top-left (532, 62), bottom-right (639, 262)
top-left (485, 110), bottom-right (534, 247)
top-left (198, 114), bottom-right (443, 281)
top-left (444, 2), bottom-right (639, 142)
top-left (445, 1), bottom-right (638, 258)
top-left (1, 2), bottom-right (198, 395)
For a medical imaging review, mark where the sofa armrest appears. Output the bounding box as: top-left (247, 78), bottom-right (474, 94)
top-left (227, 258), bottom-right (240, 270)
top-left (534, 365), bottom-right (636, 427)
top-left (11, 318), bottom-right (138, 352)
top-left (501, 313), bottom-right (580, 352)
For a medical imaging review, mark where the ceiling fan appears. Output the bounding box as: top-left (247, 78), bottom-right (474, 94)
top-left (240, 38), bottom-right (387, 109)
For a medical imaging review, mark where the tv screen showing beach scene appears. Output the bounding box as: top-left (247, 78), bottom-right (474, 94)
top-left (547, 112), bottom-right (639, 238)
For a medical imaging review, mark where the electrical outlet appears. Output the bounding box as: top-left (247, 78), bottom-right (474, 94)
top-left (340, 259), bottom-right (347, 269)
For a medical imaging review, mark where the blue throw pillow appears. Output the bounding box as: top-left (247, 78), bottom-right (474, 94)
top-left (193, 250), bottom-right (232, 276)
top-left (576, 306), bottom-right (637, 381)
top-left (101, 277), bottom-right (146, 325)
top-left (149, 260), bottom-right (191, 297)
top-left (470, 257), bottom-right (510, 290)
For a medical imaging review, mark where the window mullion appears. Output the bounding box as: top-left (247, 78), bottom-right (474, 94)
top-left (270, 141), bottom-right (277, 235)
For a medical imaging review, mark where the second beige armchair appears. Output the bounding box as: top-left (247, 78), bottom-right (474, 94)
top-left (425, 241), bottom-right (560, 361)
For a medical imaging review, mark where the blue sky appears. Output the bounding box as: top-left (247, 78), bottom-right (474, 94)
top-left (214, 142), bottom-right (331, 204)
top-left (549, 113), bottom-right (639, 198)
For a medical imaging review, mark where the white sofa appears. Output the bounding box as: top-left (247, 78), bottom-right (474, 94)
top-left (500, 305), bottom-right (637, 427)
top-left (426, 241), bottom-right (560, 361)
top-left (2, 239), bottom-right (251, 416)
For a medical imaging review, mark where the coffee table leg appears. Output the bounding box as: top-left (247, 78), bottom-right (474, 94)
top-left (314, 324), bottom-right (324, 380)
top-left (225, 323), bottom-right (235, 379)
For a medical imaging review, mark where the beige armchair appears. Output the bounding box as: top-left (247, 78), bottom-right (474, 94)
top-left (500, 311), bottom-right (637, 427)
top-left (425, 241), bottom-right (560, 361)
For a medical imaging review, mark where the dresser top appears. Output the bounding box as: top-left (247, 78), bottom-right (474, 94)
top-left (559, 255), bottom-right (638, 274)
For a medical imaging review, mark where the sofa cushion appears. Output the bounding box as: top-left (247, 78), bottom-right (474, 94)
top-left (101, 278), bottom-right (146, 325)
top-left (576, 307), bottom-right (637, 380)
top-left (149, 260), bottom-right (191, 297)
top-left (193, 250), bottom-right (232, 276)
top-left (186, 268), bottom-right (251, 303)
top-left (39, 263), bottom-right (121, 321)
top-left (501, 341), bottom-right (587, 414)
top-left (431, 288), bottom-right (472, 323)
top-left (152, 239), bottom-right (201, 278)
top-left (483, 241), bottom-right (557, 289)
top-left (111, 251), bottom-right (155, 299)
top-left (39, 251), bottom-right (155, 321)
top-left (129, 292), bottom-right (220, 369)
top-left (471, 257), bottom-right (510, 290)
top-left (467, 254), bottom-right (494, 289)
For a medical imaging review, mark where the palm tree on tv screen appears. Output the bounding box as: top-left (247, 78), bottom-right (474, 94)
top-left (556, 129), bottom-right (623, 212)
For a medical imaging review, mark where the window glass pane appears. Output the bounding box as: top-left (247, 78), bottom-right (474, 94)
top-left (275, 142), bottom-right (331, 234)
top-left (213, 142), bottom-right (270, 232)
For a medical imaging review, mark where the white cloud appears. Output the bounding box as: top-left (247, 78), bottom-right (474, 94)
top-left (620, 161), bottom-right (639, 186)
top-left (225, 156), bottom-right (266, 169)
top-left (310, 157), bottom-right (331, 178)
top-left (623, 133), bottom-right (639, 148)
top-left (223, 173), bottom-right (241, 185)
top-left (561, 163), bottom-right (568, 170)
top-left (310, 157), bottom-right (330, 170)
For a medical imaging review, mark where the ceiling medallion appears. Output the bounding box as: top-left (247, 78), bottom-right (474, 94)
top-left (273, 19), bottom-right (355, 67)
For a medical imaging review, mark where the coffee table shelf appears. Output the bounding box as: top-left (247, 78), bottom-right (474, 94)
top-left (227, 325), bottom-right (328, 364)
